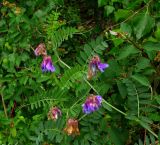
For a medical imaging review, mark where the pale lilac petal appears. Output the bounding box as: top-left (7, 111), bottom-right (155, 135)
top-left (96, 95), bottom-right (102, 103)
top-left (97, 63), bottom-right (109, 72)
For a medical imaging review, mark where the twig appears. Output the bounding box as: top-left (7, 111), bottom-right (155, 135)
top-left (1, 93), bottom-right (8, 118)
top-left (106, 0), bottom-right (153, 30)
top-left (78, 114), bottom-right (87, 121)
top-left (102, 99), bottom-right (126, 116)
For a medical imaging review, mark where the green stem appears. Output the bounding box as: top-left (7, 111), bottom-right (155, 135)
top-left (102, 99), bottom-right (126, 116)
top-left (70, 97), bottom-right (84, 109)
top-left (78, 114), bottom-right (87, 121)
top-left (59, 59), bottom-right (71, 69)
top-left (1, 93), bottom-right (8, 118)
top-left (145, 127), bottom-right (158, 139)
top-left (150, 85), bottom-right (153, 100)
top-left (83, 78), bottom-right (99, 95)
top-left (134, 85), bottom-right (140, 118)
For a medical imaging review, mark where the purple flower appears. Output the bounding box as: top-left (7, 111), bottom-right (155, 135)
top-left (87, 55), bottom-right (109, 79)
top-left (41, 56), bottom-right (55, 72)
top-left (82, 94), bottom-right (102, 114)
top-left (34, 43), bottom-right (47, 56)
top-left (48, 107), bottom-right (62, 121)
top-left (97, 62), bottom-right (109, 72)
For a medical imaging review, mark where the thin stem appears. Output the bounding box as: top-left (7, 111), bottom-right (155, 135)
top-left (70, 97), bottom-right (84, 109)
top-left (59, 59), bottom-right (71, 69)
top-left (1, 93), bottom-right (8, 118)
top-left (145, 127), bottom-right (158, 139)
top-left (134, 85), bottom-right (140, 118)
top-left (78, 114), bottom-right (87, 121)
top-left (83, 78), bottom-right (99, 95)
top-left (54, 50), bottom-right (71, 69)
top-left (102, 99), bottom-right (126, 116)
top-left (150, 85), bottom-right (153, 100)
top-left (106, 0), bottom-right (153, 30)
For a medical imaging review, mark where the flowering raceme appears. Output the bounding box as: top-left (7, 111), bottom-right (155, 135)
top-left (41, 56), bottom-right (55, 72)
top-left (82, 94), bottom-right (102, 114)
top-left (48, 107), bottom-right (61, 121)
top-left (87, 55), bottom-right (109, 79)
top-left (64, 118), bottom-right (80, 136)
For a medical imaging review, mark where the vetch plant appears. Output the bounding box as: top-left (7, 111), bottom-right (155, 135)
top-left (0, 0), bottom-right (160, 144)
top-left (47, 107), bottom-right (62, 121)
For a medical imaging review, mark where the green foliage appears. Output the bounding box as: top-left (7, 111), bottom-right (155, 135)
top-left (0, 0), bottom-right (160, 144)
top-left (77, 36), bottom-right (108, 65)
top-left (50, 26), bottom-right (78, 50)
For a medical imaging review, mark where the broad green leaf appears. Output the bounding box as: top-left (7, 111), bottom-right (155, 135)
top-left (117, 45), bottom-right (140, 60)
top-left (107, 127), bottom-right (126, 145)
top-left (154, 27), bottom-right (160, 40)
top-left (98, 0), bottom-right (108, 7)
top-left (132, 13), bottom-right (155, 39)
top-left (156, 96), bottom-right (160, 104)
top-left (10, 128), bottom-right (17, 137)
top-left (112, 37), bottom-right (124, 47)
top-left (138, 139), bottom-right (143, 145)
top-left (131, 74), bottom-right (150, 87)
top-left (114, 9), bottom-right (131, 22)
top-left (104, 5), bottom-right (115, 17)
top-left (117, 80), bottom-right (127, 98)
top-left (143, 42), bottom-right (160, 51)
top-left (120, 23), bottom-right (132, 36)
top-left (135, 57), bottom-right (151, 71)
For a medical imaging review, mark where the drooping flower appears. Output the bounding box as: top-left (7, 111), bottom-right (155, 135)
top-left (82, 94), bottom-right (102, 114)
top-left (48, 107), bottom-right (61, 121)
top-left (41, 56), bottom-right (55, 72)
top-left (87, 55), bottom-right (109, 79)
top-left (34, 43), bottom-right (47, 56)
top-left (64, 118), bottom-right (80, 136)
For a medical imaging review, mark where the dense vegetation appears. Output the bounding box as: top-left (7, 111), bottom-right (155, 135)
top-left (0, 0), bottom-right (160, 144)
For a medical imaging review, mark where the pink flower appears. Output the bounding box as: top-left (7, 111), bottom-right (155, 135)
top-left (41, 56), bottom-right (55, 72)
top-left (34, 43), bottom-right (47, 56)
top-left (82, 94), bottom-right (102, 114)
top-left (87, 55), bottom-right (109, 79)
top-left (48, 107), bottom-right (61, 121)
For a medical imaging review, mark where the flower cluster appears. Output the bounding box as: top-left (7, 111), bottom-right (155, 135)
top-left (87, 55), bottom-right (109, 79)
top-left (34, 43), bottom-right (55, 72)
top-left (48, 107), bottom-right (62, 121)
top-left (35, 44), bottom-right (107, 136)
top-left (82, 94), bottom-right (102, 114)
